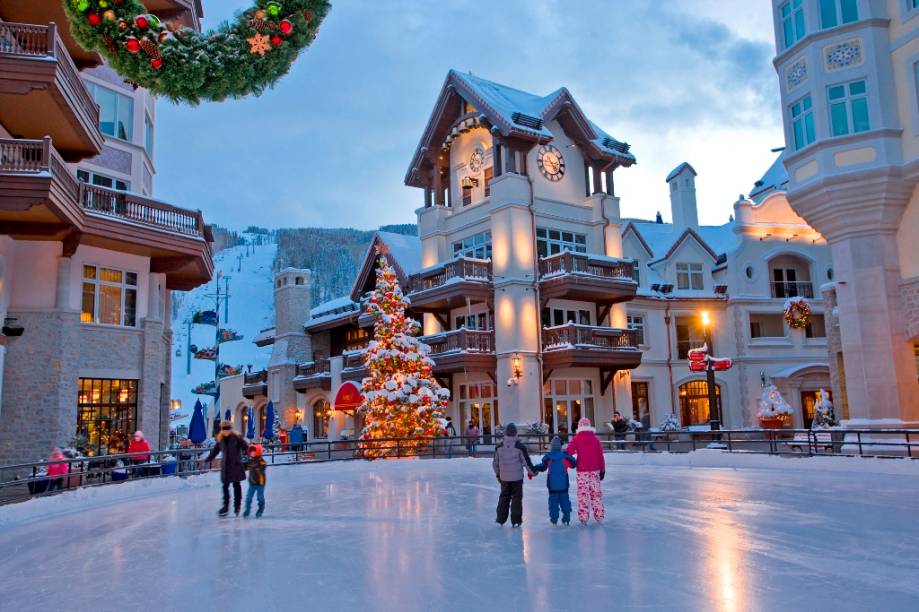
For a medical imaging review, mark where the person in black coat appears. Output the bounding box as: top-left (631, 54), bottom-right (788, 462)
top-left (611, 411), bottom-right (629, 450)
top-left (205, 421), bottom-right (249, 516)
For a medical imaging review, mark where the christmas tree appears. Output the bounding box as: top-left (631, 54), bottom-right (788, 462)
top-left (358, 255), bottom-right (449, 458)
top-left (758, 384), bottom-right (793, 418)
top-left (811, 389), bottom-right (837, 429)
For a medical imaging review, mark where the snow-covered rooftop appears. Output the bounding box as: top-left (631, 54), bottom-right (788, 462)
top-left (665, 162), bottom-right (697, 182)
top-left (628, 222), bottom-right (739, 262)
top-left (377, 231), bottom-right (422, 276)
top-left (749, 150), bottom-right (789, 202)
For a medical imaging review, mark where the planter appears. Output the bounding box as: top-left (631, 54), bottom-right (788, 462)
top-left (111, 470), bottom-right (129, 482)
top-left (161, 462), bottom-right (177, 475)
top-left (27, 478), bottom-right (49, 495)
top-left (759, 416), bottom-right (790, 430)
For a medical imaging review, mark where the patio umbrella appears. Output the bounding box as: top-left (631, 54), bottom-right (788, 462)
top-left (246, 407), bottom-right (255, 439)
top-left (188, 400), bottom-right (207, 444)
top-left (263, 401), bottom-right (275, 441)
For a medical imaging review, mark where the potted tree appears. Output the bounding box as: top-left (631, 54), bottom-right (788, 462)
top-left (758, 384), bottom-right (793, 429)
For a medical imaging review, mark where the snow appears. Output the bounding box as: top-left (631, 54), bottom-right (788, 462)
top-left (1, 453), bottom-right (918, 611)
top-left (377, 231), bottom-right (423, 276)
top-left (630, 221), bottom-right (739, 263)
top-left (749, 150), bottom-right (789, 202)
top-left (170, 238), bottom-right (276, 426)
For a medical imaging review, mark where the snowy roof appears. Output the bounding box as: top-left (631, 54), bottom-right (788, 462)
top-left (253, 327), bottom-right (275, 346)
top-left (453, 71), bottom-right (557, 139)
top-left (665, 162), bottom-right (697, 182)
top-left (749, 151), bottom-right (788, 202)
top-left (627, 222), bottom-right (739, 263)
top-left (310, 296), bottom-right (358, 319)
top-left (376, 231), bottom-right (422, 276)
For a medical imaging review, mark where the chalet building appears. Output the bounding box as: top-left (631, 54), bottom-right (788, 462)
top-left (770, 0), bottom-right (919, 424)
top-left (0, 1), bottom-right (213, 463)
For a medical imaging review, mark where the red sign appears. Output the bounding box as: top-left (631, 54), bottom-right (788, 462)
top-left (334, 381), bottom-right (363, 413)
top-left (688, 360), bottom-right (707, 372)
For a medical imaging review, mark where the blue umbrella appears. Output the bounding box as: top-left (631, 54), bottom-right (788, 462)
top-left (224, 409), bottom-right (232, 422)
top-left (263, 401), bottom-right (275, 440)
top-left (188, 400), bottom-right (207, 444)
top-left (246, 407), bottom-right (255, 439)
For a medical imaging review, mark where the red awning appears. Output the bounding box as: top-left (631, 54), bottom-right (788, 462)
top-left (334, 381), bottom-right (363, 413)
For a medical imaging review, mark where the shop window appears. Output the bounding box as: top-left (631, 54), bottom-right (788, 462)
top-left (312, 399), bottom-right (331, 439)
top-left (77, 378), bottom-right (138, 455)
top-left (458, 382), bottom-right (498, 443)
top-left (543, 378), bottom-right (594, 438)
top-left (678, 381), bottom-right (721, 426)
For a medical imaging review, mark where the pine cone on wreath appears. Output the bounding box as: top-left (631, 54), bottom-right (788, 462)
top-left (139, 37), bottom-right (161, 60)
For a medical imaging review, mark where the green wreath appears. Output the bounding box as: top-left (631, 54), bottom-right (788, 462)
top-left (63, 0), bottom-right (331, 104)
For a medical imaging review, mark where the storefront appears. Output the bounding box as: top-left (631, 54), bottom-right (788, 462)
top-left (76, 378), bottom-right (138, 455)
top-left (543, 378), bottom-right (596, 437)
top-left (457, 381), bottom-right (499, 444)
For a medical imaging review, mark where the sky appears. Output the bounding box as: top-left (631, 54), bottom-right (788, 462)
top-left (154, 0), bottom-right (782, 231)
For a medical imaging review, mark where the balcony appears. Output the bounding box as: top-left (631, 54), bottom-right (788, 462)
top-left (341, 351), bottom-right (369, 382)
top-left (770, 281), bottom-right (814, 299)
top-left (293, 358), bottom-right (332, 392)
top-left (0, 22), bottom-right (103, 160)
top-left (538, 252), bottom-right (637, 304)
top-left (241, 370), bottom-right (267, 399)
top-left (541, 323), bottom-right (641, 370)
top-left (406, 257), bottom-right (493, 313)
top-left (0, 137), bottom-right (213, 290)
top-left (421, 328), bottom-right (496, 374)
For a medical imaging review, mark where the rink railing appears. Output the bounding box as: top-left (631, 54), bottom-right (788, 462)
top-left (1, 428), bottom-right (917, 505)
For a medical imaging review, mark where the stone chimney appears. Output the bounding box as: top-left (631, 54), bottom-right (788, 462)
top-left (270, 267), bottom-right (312, 366)
top-left (666, 162), bottom-right (698, 230)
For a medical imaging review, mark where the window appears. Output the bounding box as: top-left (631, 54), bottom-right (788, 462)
top-left (790, 95), bottom-right (815, 150)
top-left (676, 263), bottom-right (704, 290)
top-left (85, 82), bottom-right (134, 141)
top-left (144, 113), bottom-right (154, 158)
top-left (829, 80), bottom-right (869, 136)
top-left (631, 382), bottom-right (650, 422)
top-left (675, 316), bottom-right (705, 359)
top-left (543, 379), bottom-right (594, 437)
top-left (750, 313), bottom-right (786, 339)
top-left (77, 378), bottom-right (138, 455)
top-left (77, 169), bottom-right (129, 191)
top-left (627, 314), bottom-right (645, 345)
top-left (452, 231), bottom-right (492, 260)
top-left (458, 382), bottom-right (498, 443)
top-left (819, 0), bottom-right (858, 28)
top-left (542, 307), bottom-right (591, 327)
top-left (805, 313), bottom-right (827, 338)
top-left (781, 0), bottom-right (806, 49)
top-left (678, 381), bottom-right (721, 426)
top-left (632, 263), bottom-right (641, 286)
top-left (312, 399), bottom-right (330, 438)
top-left (81, 265), bottom-right (138, 327)
top-left (536, 228), bottom-right (587, 258)
top-left (344, 328), bottom-right (370, 351)
top-left (462, 184), bottom-right (473, 206)
top-left (455, 312), bottom-right (490, 330)
top-left (484, 167), bottom-right (493, 197)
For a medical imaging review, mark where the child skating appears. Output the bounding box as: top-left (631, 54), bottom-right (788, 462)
top-left (243, 443), bottom-right (267, 518)
top-left (492, 422), bottom-right (536, 527)
top-left (565, 417), bottom-right (606, 525)
top-left (534, 436), bottom-right (577, 525)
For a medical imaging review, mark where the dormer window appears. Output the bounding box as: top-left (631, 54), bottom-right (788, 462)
top-left (676, 263), bottom-right (704, 290)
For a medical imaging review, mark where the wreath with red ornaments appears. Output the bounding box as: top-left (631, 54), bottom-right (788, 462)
top-left (63, 0), bottom-right (330, 104)
top-left (783, 296), bottom-right (811, 329)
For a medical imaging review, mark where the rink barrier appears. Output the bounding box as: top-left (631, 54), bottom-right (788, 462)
top-left (0, 428), bottom-right (916, 505)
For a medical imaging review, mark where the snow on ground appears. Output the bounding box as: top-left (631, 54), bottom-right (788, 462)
top-left (2, 453), bottom-right (918, 611)
top-left (170, 238), bottom-right (276, 426)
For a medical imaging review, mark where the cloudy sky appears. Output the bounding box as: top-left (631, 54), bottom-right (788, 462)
top-left (154, 0), bottom-right (782, 230)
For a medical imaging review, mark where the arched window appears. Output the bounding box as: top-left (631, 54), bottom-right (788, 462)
top-left (312, 399), bottom-right (331, 439)
top-left (295, 276), bottom-right (304, 285)
top-left (678, 381), bottom-right (721, 426)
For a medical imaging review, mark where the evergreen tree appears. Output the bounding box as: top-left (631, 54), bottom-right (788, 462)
top-left (758, 384), bottom-right (793, 418)
top-left (811, 389), bottom-right (837, 429)
top-left (358, 256), bottom-right (449, 458)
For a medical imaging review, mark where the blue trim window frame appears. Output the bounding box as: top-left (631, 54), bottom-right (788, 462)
top-left (828, 79), bottom-right (869, 137)
top-left (781, 0), bottom-right (806, 49)
top-left (819, 0), bottom-right (858, 29)
top-left (790, 94), bottom-right (816, 150)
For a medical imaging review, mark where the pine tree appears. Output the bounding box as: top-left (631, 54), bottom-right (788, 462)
top-left (758, 384), bottom-right (793, 418)
top-left (811, 389), bottom-right (837, 429)
top-left (358, 255), bottom-right (449, 458)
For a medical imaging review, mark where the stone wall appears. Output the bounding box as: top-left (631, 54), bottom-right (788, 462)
top-left (901, 276), bottom-right (919, 342)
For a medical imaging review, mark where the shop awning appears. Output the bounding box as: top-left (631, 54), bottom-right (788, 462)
top-left (334, 381), bottom-right (363, 413)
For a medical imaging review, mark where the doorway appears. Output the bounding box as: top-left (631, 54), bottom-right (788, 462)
top-left (800, 390), bottom-right (831, 429)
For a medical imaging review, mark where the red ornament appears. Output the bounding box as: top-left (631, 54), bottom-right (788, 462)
top-left (88, 13), bottom-right (102, 26)
top-left (135, 15), bottom-right (149, 29)
top-left (271, 35), bottom-right (283, 46)
top-left (125, 38), bottom-right (141, 54)
top-left (150, 58), bottom-right (163, 69)
top-left (279, 19), bottom-right (293, 35)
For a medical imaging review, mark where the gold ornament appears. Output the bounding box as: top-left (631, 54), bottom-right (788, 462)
top-left (117, 19), bottom-right (129, 31)
top-left (103, 10), bottom-right (116, 21)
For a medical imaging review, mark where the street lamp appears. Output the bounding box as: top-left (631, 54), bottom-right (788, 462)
top-left (700, 311), bottom-right (721, 431)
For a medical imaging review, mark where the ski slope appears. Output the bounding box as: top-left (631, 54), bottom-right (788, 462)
top-left (2, 454), bottom-right (918, 611)
top-left (170, 238), bottom-right (276, 426)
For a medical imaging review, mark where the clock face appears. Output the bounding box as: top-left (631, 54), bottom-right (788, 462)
top-left (537, 144), bottom-right (565, 182)
top-left (468, 147), bottom-right (485, 175)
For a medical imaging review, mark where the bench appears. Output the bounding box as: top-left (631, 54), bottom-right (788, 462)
top-left (787, 431), bottom-right (833, 453)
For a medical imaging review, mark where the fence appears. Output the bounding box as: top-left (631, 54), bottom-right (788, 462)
top-left (2, 429), bottom-right (916, 506)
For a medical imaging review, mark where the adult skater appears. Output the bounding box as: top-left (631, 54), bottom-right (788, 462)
top-left (205, 420), bottom-right (249, 516)
top-left (492, 422), bottom-right (536, 527)
top-left (565, 417), bottom-right (606, 525)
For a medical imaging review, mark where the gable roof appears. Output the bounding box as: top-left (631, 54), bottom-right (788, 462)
top-left (621, 222), bottom-right (655, 257)
top-left (405, 70), bottom-right (635, 187)
top-left (666, 162), bottom-right (697, 182)
top-left (649, 227), bottom-right (720, 265)
top-left (749, 150), bottom-right (788, 202)
top-left (349, 231), bottom-right (422, 301)
top-left (624, 221), bottom-right (738, 267)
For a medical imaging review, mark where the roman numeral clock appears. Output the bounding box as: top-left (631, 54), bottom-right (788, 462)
top-left (537, 144), bottom-right (565, 182)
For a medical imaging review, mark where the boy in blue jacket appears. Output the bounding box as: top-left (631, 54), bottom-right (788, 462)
top-left (534, 436), bottom-right (577, 525)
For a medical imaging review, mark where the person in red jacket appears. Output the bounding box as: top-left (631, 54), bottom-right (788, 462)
top-left (128, 430), bottom-right (152, 476)
top-left (565, 417), bottom-right (606, 525)
top-left (46, 448), bottom-right (69, 492)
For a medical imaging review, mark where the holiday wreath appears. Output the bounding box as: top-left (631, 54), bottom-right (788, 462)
top-left (783, 296), bottom-right (811, 329)
top-left (63, 0), bottom-right (331, 104)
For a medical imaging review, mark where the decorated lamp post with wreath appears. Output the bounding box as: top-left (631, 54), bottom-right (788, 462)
top-left (63, 0), bottom-right (331, 104)
top-left (688, 311), bottom-right (733, 430)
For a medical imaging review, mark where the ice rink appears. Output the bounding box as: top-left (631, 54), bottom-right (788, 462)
top-left (1, 453), bottom-right (918, 611)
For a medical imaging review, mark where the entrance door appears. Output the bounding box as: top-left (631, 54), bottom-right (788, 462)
top-left (543, 379), bottom-right (595, 440)
top-left (800, 390), bottom-right (831, 429)
top-left (458, 382), bottom-right (498, 444)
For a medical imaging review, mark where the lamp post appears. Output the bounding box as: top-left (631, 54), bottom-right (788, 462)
top-left (700, 311), bottom-right (720, 431)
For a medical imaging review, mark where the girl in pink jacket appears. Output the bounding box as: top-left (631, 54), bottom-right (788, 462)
top-left (565, 418), bottom-right (606, 525)
top-left (46, 449), bottom-right (68, 491)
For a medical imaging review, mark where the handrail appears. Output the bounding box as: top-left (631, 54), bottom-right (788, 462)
top-left (296, 358), bottom-right (331, 378)
top-left (770, 281), bottom-right (814, 299)
top-left (539, 251), bottom-right (635, 280)
top-left (421, 328), bottom-right (494, 354)
top-left (542, 323), bottom-right (638, 350)
top-left (243, 370), bottom-right (267, 385)
top-left (408, 257), bottom-right (492, 293)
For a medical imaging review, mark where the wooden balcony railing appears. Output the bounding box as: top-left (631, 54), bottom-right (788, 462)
top-left (408, 257), bottom-right (492, 293)
top-left (770, 281), bottom-right (814, 299)
top-left (343, 351), bottom-right (367, 370)
top-left (422, 329), bottom-right (495, 355)
top-left (542, 323), bottom-right (638, 351)
top-left (0, 137), bottom-right (81, 199)
top-left (296, 358), bottom-right (331, 378)
top-left (0, 22), bottom-right (100, 126)
top-left (243, 370), bottom-right (267, 386)
top-left (539, 251), bottom-right (635, 281)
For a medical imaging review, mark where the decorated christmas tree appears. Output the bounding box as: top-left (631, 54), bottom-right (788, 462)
top-left (811, 389), bottom-right (837, 429)
top-left (358, 255), bottom-right (449, 458)
top-left (758, 384), bottom-right (793, 418)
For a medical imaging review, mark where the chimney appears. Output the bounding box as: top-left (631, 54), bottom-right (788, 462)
top-left (666, 162), bottom-right (698, 230)
top-left (274, 268), bottom-right (311, 337)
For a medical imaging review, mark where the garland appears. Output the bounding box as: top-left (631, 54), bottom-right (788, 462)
top-left (63, 0), bottom-right (331, 104)
top-left (783, 296), bottom-right (811, 329)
